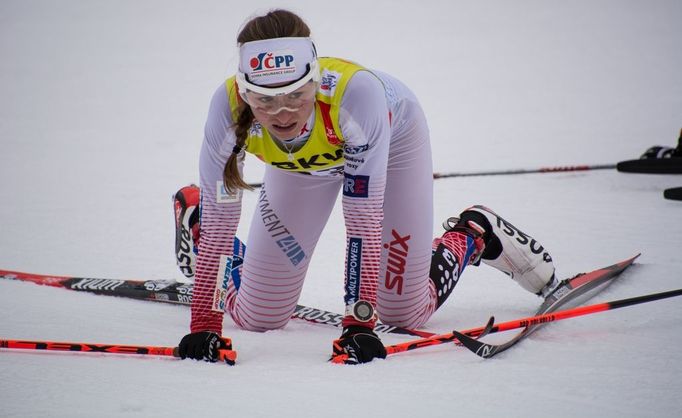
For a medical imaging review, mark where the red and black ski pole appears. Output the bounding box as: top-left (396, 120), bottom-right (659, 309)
top-left (0, 338), bottom-right (237, 365)
top-left (431, 163), bottom-right (615, 179)
top-left (383, 287), bottom-right (682, 357)
top-left (245, 164), bottom-right (615, 188)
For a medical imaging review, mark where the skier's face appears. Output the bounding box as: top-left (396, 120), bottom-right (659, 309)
top-left (247, 82), bottom-right (317, 140)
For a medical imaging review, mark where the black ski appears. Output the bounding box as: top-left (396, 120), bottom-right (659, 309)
top-left (616, 158), bottom-right (682, 174)
top-left (0, 255), bottom-right (639, 345)
top-left (452, 254), bottom-right (640, 358)
top-left (0, 268), bottom-right (433, 338)
top-left (664, 187), bottom-right (682, 201)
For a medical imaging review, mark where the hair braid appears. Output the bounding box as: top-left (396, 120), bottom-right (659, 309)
top-left (221, 9), bottom-right (311, 194)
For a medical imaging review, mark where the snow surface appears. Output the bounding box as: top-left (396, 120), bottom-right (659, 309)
top-left (1, 1), bottom-right (681, 417)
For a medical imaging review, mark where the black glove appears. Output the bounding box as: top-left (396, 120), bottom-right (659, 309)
top-left (331, 326), bottom-right (387, 365)
top-left (178, 331), bottom-right (230, 363)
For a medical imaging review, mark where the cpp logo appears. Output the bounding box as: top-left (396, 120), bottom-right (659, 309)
top-left (343, 173), bottom-right (369, 198)
top-left (250, 52), bottom-right (295, 71)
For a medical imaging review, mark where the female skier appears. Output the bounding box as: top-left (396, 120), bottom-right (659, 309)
top-left (176, 9), bottom-right (557, 364)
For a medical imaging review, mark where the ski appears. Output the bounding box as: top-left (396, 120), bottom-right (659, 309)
top-left (616, 158), bottom-right (682, 174)
top-left (664, 187), bottom-right (682, 201)
top-left (0, 254), bottom-right (639, 346)
top-left (381, 254), bottom-right (640, 359)
top-left (0, 269), bottom-right (433, 338)
top-left (449, 253), bottom-right (640, 358)
top-left (452, 285), bottom-right (681, 359)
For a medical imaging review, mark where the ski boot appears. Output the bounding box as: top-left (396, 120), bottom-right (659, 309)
top-left (640, 128), bottom-right (682, 159)
top-left (173, 184), bottom-right (200, 279)
top-left (444, 205), bottom-right (558, 297)
top-left (429, 218), bottom-right (486, 307)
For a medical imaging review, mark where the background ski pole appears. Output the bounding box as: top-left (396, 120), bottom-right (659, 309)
top-left (245, 163), bottom-right (615, 188)
top-left (383, 287), bottom-right (682, 357)
top-left (432, 163), bottom-right (615, 179)
top-left (0, 337), bottom-right (237, 365)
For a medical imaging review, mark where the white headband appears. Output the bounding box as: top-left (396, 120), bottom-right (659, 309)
top-left (238, 37), bottom-right (317, 87)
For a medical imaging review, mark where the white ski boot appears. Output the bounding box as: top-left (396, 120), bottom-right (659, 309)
top-left (444, 205), bottom-right (558, 297)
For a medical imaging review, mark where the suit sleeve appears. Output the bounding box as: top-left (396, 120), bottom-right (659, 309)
top-left (339, 71), bottom-right (391, 328)
top-left (190, 84), bottom-right (243, 333)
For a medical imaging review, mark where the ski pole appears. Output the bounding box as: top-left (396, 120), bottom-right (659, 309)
top-left (384, 287), bottom-right (682, 357)
top-left (0, 338), bottom-right (237, 365)
top-left (432, 163), bottom-right (615, 179)
top-left (245, 164), bottom-right (615, 188)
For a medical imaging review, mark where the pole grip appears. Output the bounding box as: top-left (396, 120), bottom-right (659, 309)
top-left (218, 337), bottom-right (237, 365)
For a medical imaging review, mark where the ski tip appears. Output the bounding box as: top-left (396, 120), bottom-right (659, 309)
top-left (452, 329), bottom-right (497, 359)
top-left (620, 253), bottom-right (641, 263)
top-left (478, 316), bottom-right (495, 339)
top-left (616, 158), bottom-right (682, 174)
top-left (629, 253), bottom-right (642, 264)
top-left (609, 253), bottom-right (641, 268)
top-left (664, 187), bottom-right (682, 201)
